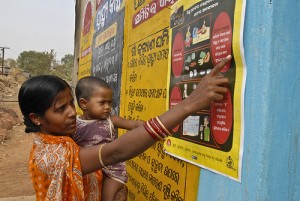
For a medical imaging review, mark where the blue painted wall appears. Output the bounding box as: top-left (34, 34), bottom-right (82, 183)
top-left (197, 1), bottom-right (300, 200)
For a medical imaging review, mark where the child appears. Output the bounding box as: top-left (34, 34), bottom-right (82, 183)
top-left (72, 76), bottom-right (144, 201)
top-left (18, 55), bottom-right (231, 200)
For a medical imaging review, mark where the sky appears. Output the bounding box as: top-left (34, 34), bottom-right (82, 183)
top-left (0, 0), bottom-right (75, 61)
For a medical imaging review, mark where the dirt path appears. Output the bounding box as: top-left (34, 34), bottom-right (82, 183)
top-left (0, 102), bottom-right (35, 199)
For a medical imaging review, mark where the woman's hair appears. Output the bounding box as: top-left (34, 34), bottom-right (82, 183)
top-left (75, 76), bottom-right (111, 106)
top-left (18, 75), bottom-right (70, 133)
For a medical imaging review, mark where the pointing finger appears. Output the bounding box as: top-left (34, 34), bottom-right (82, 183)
top-left (209, 55), bottom-right (232, 77)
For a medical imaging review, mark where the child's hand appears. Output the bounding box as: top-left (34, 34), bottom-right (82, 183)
top-left (113, 186), bottom-right (128, 201)
top-left (111, 115), bottom-right (144, 130)
top-left (135, 120), bottom-right (145, 128)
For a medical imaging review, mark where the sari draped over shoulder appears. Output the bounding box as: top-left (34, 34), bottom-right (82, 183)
top-left (29, 133), bottom-right (103, 201)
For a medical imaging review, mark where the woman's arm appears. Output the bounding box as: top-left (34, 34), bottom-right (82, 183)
top-left (79, 55), bottom-right (231, 174)
top-left (79, 125), bottom-right (156, 174)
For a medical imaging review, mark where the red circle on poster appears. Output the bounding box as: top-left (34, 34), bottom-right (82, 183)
top-left (170, 85), bottom-right (182, 132)
top-left (210, 88), bottom-right (232, 144)
top-left (83, 2), bottom-right (92, 36)
top-left (211, 12), bottom-right (232, 72)
top-left (171, 32), bottom-right (184, 78)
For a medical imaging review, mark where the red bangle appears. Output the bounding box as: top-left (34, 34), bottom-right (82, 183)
top-left (153, 116), bottom-right (172, 136)
top-left (146, 121), bottom-right (163, 140)
top-left (149, 118), bottom-right (167, 139)
top-left (143, 122), bottom-right (161, 140)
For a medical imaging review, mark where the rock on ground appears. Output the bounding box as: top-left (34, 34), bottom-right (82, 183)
top-left (0, 68), bottom-right (27, 143)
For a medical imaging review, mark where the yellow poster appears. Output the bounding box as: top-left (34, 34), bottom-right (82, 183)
top-left (120, 0), bottom-right (200, 200)
top-left (165, 0), bottom-right (246, 181)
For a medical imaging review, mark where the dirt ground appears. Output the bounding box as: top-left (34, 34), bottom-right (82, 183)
top-left (0, 101), bottom-right (35, 199)
top-left (0, 71), bottom-right (36, 200)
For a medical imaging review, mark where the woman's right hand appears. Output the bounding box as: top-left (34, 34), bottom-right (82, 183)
top-left (182, 55), bottom-right (231, 114)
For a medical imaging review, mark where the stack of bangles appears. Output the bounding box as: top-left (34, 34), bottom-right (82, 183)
top-left (98, 117), bottom-right (171, 167)
top-left (143, 116), bottom-right (172, 140)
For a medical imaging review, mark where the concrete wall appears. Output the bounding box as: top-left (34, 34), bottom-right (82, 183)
top-left (197, 1), bottom-right (300, 200)
top-left (71, 0), bottom-right (82, 91)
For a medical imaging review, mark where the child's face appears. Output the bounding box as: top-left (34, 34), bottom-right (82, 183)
top-left (84, 87), bottom-right (113, 120)
top-left (39, 88), bottom-right (77, 136)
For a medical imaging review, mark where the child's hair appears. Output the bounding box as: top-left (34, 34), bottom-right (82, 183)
top-left (75, 76), bottom-right (112, 108)
top-left (18, 75), bottom-right (71, 133)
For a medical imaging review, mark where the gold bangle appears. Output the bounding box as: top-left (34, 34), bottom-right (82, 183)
top-left (98, 143), bottom-right (107, 168)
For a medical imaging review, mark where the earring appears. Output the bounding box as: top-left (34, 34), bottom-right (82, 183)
top-left (37, 122), bottom-right (40, 126)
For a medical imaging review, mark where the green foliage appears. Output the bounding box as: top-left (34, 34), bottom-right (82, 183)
top-left (17, 50), bottom-right (52, 76)
top-left (49, 54), bottom-right (74, 81)
top-left (16, 50), bottom-right (74, 81)
top-left (58, 54), bottom-right (74, 81)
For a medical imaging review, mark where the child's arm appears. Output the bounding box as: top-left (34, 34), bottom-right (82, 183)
top-left (111, 115), bottom-right (144, 130)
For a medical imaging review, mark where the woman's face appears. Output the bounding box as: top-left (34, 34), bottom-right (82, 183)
top-left (39, 88), bottom-right (77, 136)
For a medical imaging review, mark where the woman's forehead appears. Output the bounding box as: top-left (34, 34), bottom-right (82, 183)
top-left (52, 88), bottom-right (73, 105)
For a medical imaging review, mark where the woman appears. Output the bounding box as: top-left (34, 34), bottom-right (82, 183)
top-left (18, 55), bottom-right (231, 200)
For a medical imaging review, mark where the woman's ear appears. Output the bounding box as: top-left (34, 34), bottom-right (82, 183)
top-left (79, 98), bottom-right (88, 110)
top-left (28, 113), bottom-right (41, 126)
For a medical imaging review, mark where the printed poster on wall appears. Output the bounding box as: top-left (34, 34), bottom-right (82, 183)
top-left (91, 0), bottom-right (125, 115)
top-left (120, 0), bottom-right (200, 200)
top-left (78, 0), bottom-right (95, 79)
top-left (165, 0), bottom-right (246, 181)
